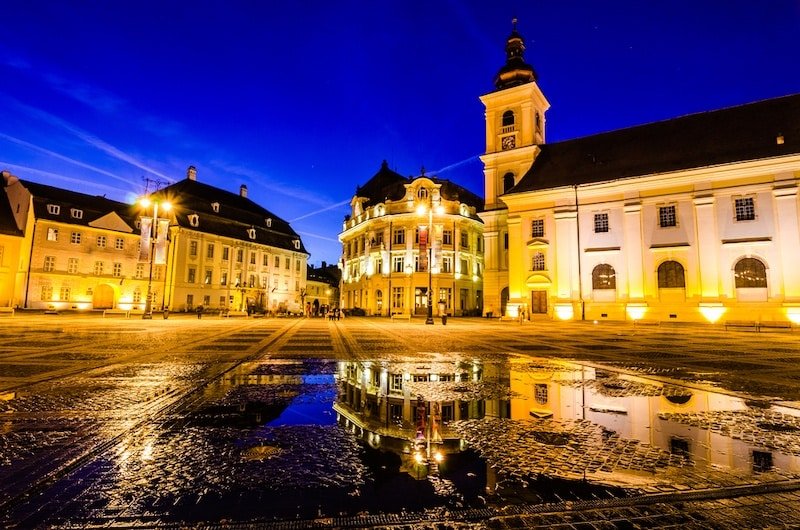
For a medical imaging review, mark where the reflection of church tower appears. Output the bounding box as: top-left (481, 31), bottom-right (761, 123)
top-left (478, 20), bottom-right (550, 317)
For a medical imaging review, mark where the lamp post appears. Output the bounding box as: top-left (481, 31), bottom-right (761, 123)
top-left (417, 199), bottom-right (443, 325)
top-left (139, 197), bottom-right (171, 319)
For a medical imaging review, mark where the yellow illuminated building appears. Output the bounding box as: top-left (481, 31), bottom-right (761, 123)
top-left (481, 26), bottom-right (800, 323)
top-left (339, 162), bottom-right (484, 317)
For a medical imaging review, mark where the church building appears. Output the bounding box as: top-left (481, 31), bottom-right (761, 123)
top-left (480, 25), bottom-right (800, 324)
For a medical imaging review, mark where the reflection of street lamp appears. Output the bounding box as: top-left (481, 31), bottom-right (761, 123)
top-left (139, 197), bottom-right (171, 319)
top-left (416, 200), bottom-right (444, 325)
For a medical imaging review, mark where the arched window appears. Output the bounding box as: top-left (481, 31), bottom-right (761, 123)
top-left (531, 252), bottom-right (545, 271)
top-left (658, 261), bottom-right (685, 288)
top-left (592, 264), bottom-right (616, 290)
top-left (502, 172), bottom-right (515, 194)
top-left (735, 258), bottom-right (767, 288)
top-left (417, 187), bottom-right (428, 199)
top-left (535, 112), bottom-right (542, 132)
top-left (502, 110), bottom-right (515, 127)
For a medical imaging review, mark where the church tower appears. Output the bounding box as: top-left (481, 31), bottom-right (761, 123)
top-left (478, 21), bottom-right (550, 317)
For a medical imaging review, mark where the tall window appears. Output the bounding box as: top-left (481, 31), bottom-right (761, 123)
top-left (47, 227), bottom-right (58, 241)
top-left (734, 258), bottom-right (767, 288)
top-left (594, 213), bottom-right (609, 233)
top-left (531, 252), bottom-right (545, 271)
top-left (285, 257), bottom-right (290, 269)
top-left (592, 264), bottom-right (616, 289)
top-left (41, 284), bottom-right (53, 300)
top-left (250, 252), bottom-right (256, 265)
top-left (393, 256), bottom-right (404, 273)
top-left (187, 267), bottom-right (196, 283)
top-left (442, 256), bottom-right (452, 273)
top-left (59, 286), bottom-right (70, 301)
top-left (393, 229), bottom-right (405, 245)
top-left (94, 261), bottom-right (104, 275)
top-left (96, 235), bottom-right (107, 248)
top-left (658, 261), bottom-right (685, 288)
top-left (222, 246), bottom-right (230, 261)
top-left (43, 256), bottom-right (55, 272)
top-left (443, 230), bottom-right (452, 245)
top-left (204, 269), bottom-right (212, 284)
top-left (68, 258), bottom-right (79, 274)
top-left (734, 197), bottom-right (756, 221)
top-left (502, 172), bottom-right (515, 194)
top-left (392, 287), bottom-right (404, 309)
top-left (236, 249), bottom-right (244, 263)
top-left (71, 232), bottom-right (81, 244)
top-left (658, 205), bottom-right (677, 228)
top-left (112, 263), bottom-right (122, 277)
top-left (135, 263), bottom-right (144, 279)
top-left (501, 110), bottom-right (515, 127)
top-left (531, 219), bottom-right (545, 238)
top-left (460, 231), bottom-right (469, 249)
top-left (207, 243), bottom-right (215, 259)
top-left (189, 240), bottom-right (198, 257)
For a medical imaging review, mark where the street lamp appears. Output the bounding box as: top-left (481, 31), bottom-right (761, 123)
top-left (139, 196), bottom-right (171, 319)
top-left (417, 200), bottom-right (444, 325)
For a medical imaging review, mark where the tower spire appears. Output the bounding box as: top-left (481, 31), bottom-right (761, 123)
top-left (494, 19), bottom-right (537, 90)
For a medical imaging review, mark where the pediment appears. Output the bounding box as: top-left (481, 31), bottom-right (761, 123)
top-left (89, 212), bottom-right (134, 233)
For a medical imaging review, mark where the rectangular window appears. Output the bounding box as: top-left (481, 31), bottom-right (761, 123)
top-left (41, 284), bottom-right (53, 300)
top-left (659, 205), bottom-right (677, 228)
top-left (531, 218), bottom-right (545, 238)
top-left (503, 232), bottom-right (508, 250)
top-left (204, 269), bottom-right (212, 284)
top-left (59, 286), bottom-right (70, 301)
top-left (476, 237), bottom-right (483, 252)
top-left (112, 262), bottom-right (122, 277)
top-left (186, 294), bottom-right (194, 308)
top-left (189, 240), bottom-right (198, 257)
top-left (187, 267), bottom-right (196, 283)
top-left (47, 227), bottom-right (58, 241)
top-left (390, 373), bottom-right (403, 392)
top-left (295, 259), bottom-right (301, 272)
top-left (531, 252), bottom-right (546, 271)
top-left (135, 263), bottom-right (144, 279)
top-left (207, 243), bottom-right (215, 259)
top-left (375, 232), bottom-right (384, 245)
top-left (393, 256), bottom-right (404, 273)
top-left (96, 235), bottom-right (107, 248)
top-left (222, 246), bottom-right (230, 261)
top-left (94, 261), bottom-right (104, 275)
top-left (115, 237), bottom-right (124, 250)
top-left (236, 249), bottom-right (244, 263)
top-left (46, 204), bottom-right (60, 215)
top-left (594, 213), bottom-right (609, 233)
top-left (70, 208), bottom-right (83, 219)
top-left (392, 286), bottom-right (404, 309)
top-left (295, 280), bottom-right (299, 291)
top-left (460, 231), bottom-right (469, 248)
top-left (735, 197), bottom-right (756, 221)
top-left (263, 254), bottom-right (269, 267)
top-left (203, 295), bottom-right (210, 306)
top-left (393, 229), bottom-right (405, 245)
top-left (153, 266), bottom-right (162, 281)
top-left (68, 258), bottom-right (78, 274)
top-left (375, 258), bottom-right (383, 274)
top-left (443, 230), bottom-right (452, 245)
top-left (250, 252), bottom-right (256, 265)
top-left (274, 255), bottom-right (280, 267)
top-left (442, 256), bottom-right (452, 273)
top-left (221, 271), bottom-right (228, 286)
top-left (285, 257), bottom-right (290, 269)
top-left (439, 287), bottom-right (452, 308)
top-left (460, 258), bottom-right (468, 275)
top-left (43, 256), bottom-right (55, 272)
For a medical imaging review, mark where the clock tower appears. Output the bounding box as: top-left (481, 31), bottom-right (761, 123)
top-left (478, 21), bottom-right (550, 317)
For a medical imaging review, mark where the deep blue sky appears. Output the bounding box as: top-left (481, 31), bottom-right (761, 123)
top-left (3, 2), bottom-right (800, 264)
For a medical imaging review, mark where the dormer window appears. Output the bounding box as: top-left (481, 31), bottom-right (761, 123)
top-left (293, 240), bottom-right (301, 250)
top-left (211, 202), bottom-right (220, 213)
top-left (248, 228), bottom-right (256, 239)
top-left (265, 218), bottom-right (272, 227)
top-left (70, 208), bottom-right (83, 219)
top-left (188, 214), bottom-right (199, 227)
top-left (47, 204), bottom-right (60, 215)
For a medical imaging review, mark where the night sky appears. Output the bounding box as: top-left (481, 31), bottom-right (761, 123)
top-left (3, 1), bottom-right (800, 264)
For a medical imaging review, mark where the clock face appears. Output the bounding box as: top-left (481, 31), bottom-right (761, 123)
top-left (502, 135), bottom-right (516, 150)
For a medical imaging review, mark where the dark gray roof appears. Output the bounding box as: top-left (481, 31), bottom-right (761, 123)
top-left (355, 161), bottom-right (484, 214)
top-left (511, 93), bottom-right (800, 193)
top-left (0, 191), bottom-right (22, 236)
top-left (21, 180), bottom-right (138, 230)
top-left (152, 178), bottom-right (308, 255)
top-left (307, 264), bottom-right (340, 287)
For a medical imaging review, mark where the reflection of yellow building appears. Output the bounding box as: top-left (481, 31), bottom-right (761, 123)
top-left (481, 25), bottom-right (800, 323)
top-left (339, 163), bottom-right (484, 316)
top-left (3, 171), bottom-right (155, 310)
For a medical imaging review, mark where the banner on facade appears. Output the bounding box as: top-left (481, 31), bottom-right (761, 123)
top-left (434, 225), bottom-right (443, 271)
top-left (419, 225), bottom-right (428, 271)
top-left (139, 217), bottom-right (152, 262)
top-left (154, 219), bottom-right (169, 265)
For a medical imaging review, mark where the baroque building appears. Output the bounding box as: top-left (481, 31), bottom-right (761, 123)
top-left (480, 26), bottom-right (800, 324)
top-left (339, 162), bottom-right (484, 316)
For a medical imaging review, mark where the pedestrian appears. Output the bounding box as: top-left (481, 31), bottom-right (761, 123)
top-left (196, 305), bottom-right (204, 319)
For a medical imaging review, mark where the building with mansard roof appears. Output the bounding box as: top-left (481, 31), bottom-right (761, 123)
top-left (480, 25), bottom-right (800, 324)
top-left (339, 161), bottom-right (484, 317)
top-left (149, 166), bottom-right (309, 314)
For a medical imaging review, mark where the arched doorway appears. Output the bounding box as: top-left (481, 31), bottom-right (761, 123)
top-left (93, 284), bottom-right (115, 309)
top-left (500, 287), bottom-right (509, 316)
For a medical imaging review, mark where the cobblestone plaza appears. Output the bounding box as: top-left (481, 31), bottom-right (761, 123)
top-left (1, 313), bottom-right (799, 529)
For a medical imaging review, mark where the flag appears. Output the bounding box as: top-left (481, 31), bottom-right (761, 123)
top-left (139, 217), bottom-right (152, 262)
top-left (154, 219), bottom-right (169, 265)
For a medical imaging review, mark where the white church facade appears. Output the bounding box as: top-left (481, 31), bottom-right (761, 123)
top-left (480, 26), bottom-right (800, 325)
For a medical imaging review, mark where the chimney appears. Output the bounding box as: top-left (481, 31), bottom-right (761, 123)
top-left (187, 165), bottom-right (197, 181)
top-left (240, 184), bottom-right (248, 198)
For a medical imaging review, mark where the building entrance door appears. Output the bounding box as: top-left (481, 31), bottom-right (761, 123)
top-left (93, 284), bottom-right (115, 309)
top-left (414, 287), bottom-right (428, 315)
top-left (530, 290), bottom-right (547, 314)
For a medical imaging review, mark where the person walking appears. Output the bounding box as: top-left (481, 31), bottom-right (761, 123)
top-left (196, 305), bottom-right (204, 319)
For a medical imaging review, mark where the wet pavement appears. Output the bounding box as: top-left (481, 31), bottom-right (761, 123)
top-left (0, 314), bottom-right (799, 528)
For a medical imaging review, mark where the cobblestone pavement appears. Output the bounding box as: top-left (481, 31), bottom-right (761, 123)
top-left (1, 313), bottom-right (799, 528)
